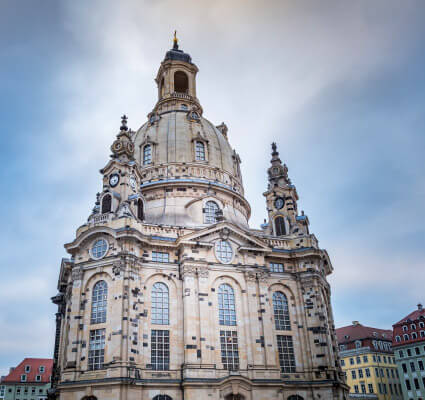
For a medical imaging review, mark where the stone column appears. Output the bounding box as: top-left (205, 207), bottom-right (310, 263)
top-left (182, 265), bottom-right (199, 366)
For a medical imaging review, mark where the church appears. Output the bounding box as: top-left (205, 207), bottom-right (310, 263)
top-left (50, 36), bottom-right (348, 400)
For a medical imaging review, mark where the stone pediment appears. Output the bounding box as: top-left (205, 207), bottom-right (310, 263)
top-left (177, 222), bottom-right (271, 252)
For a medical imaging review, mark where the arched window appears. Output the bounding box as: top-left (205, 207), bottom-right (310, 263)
top-left (153, 396), bottom-right (172, 400)
top-left (137, 199), bottom-right (144, 220)
top-left (395, 335), bottom-right (401, 342)
top-left (275, 216), bottom-right (286, 236)
top-left (101, 194), bottom-right (111, 214)
top-left (272, 292), bottom-right (290, 330)
top-left (195, 141), bottom-right (205, 161)
top-left (151, 283), bottom-right (169, 325)
top-left (403, 334), bottom-right (409, 340)
top-left (143, 144), bottom-right (152, 165)
top-left (218, 284), bottom-right (236, 326)
top-left (204, 201), bottom-right (219, 224)
top-left (91, 281), bottom-right (108, 324)
top-left (174, 71), bottom-right (188, 93)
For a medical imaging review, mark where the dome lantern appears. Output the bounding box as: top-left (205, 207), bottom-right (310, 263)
top-left (154, 34), bottom-right (201, 115)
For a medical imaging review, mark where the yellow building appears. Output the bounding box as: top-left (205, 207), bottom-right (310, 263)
top-left (336, 322), bottom-right (403, 400)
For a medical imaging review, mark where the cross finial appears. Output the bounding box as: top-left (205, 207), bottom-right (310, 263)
top-left (120, 114), bottom-right (128, 131)
top-left (271, 142), bottom-right (278, 155)
top-left (173, 30), bottom-right (179, 50)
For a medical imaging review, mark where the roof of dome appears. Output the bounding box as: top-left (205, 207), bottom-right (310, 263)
top-left (164, 42), bottom-right (192, 64)
top-left (133, 111), bottom-right (244, 196)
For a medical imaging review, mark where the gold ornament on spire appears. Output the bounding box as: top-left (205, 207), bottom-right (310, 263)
top-left (173, 30), bottom-right (178, 44)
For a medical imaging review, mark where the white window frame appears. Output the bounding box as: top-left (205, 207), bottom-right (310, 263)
top-left (152, 251), bottom-right (169, 263)
top-left (90, 238), bottom-right (109, 260)
top-left (143, 144), bottom-right (152, 165)
top-left (21, 374), bottom-right (27, 382)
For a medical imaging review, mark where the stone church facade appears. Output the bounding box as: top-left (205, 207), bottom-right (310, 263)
top-left (50, 38), bottom-right (348, 400)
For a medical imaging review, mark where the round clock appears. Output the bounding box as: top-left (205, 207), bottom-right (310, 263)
top-left (274, 197), bottom-right (285, 209)
top-left (129, 175), bottom-right (137, 190)
top-left (109, 173), bottom-right (119, 187)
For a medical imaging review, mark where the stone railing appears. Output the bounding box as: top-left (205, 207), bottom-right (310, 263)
top-left (89, 213), bottom-right (112, 225)
top-left (170, 91), bottom-right (193, 101)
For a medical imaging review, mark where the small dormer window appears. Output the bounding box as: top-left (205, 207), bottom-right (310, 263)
top-left (25, 365), bottom-right (31, 373)
top-left (36, 375), bottom-right (42, 382)
top-left (143, 144), bottom-right (152, 165)
top-left (402, 325), bottom-right (408, 332)
top-left (21, 374), bottom-right (27, 382)
top-left (355, 340), bottom-right (362, 348)
top-left (195, 141), bottom-right (205, 161)
top-left (39, 365), bottom-right (45, 373)
top-left (411, 324), bottom-right (417, 330)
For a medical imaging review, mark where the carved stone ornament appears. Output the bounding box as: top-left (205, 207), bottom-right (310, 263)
top-left (198, 266), bottom-right (209, 278)
top-left (182, 265), bottom-right (197, 278)
top-left (244, 272), bottom-right (257, 282)
top-left (111, 115), bottom-right (135, 161)
top-left (219, 227), bottom-right (230, 240)
top-left (112, 260), bottom-right (125, 276)
top-left (71, 266), bottom-right (83, 282)
top-left (116, 201), bottom-right (135, 218)
top-left (257, 270), bottom-right (270, 282)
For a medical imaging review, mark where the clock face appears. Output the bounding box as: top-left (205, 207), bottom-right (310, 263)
top-left (109, 173), bottom-right (119, 187)
top-left (129, 176), bottom-right (137, 190)
top-left (274, 197), bottom-right (285, 209)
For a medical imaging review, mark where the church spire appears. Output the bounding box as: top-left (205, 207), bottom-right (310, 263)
top-left (267, 142), bottom-right (291, 189)
top-left (110, 114), bottom-right (135, 162)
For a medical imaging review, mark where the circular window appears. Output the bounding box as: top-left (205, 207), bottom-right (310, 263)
top-left (91, 239), bottom-right (108, 260)
top-left (215, 240), bottom-right (233, 264)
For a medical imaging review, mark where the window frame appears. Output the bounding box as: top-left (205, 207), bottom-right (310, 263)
top-left (195, 141), bottom-right (206, 161)
top-left (90, 238), bottom-right (109, 260)
top-left (151, 329), bottom-right (170, 371)
top-left (272, 291), bottom-right (291, 331)
top-left (143, 144), bottom-right (152, 165)
top-left (151, 282), bottom-right (169, 325)
top-left (90, 280), bottom-right (108, 324)
top-left (218, 284), bottom-right (237, 326)
top-left (88, 328), bottom-right (106, 371)
top-left (152, 251), bottom-right (170, 263)
top-left (204, 200), bottom-right (219, 224)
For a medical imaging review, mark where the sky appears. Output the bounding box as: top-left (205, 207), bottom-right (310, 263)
top-left (1, 0), bottom-right (424, 376)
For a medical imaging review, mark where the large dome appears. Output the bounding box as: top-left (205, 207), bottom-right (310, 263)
top-left (129, 42), bottom-right (250, 228)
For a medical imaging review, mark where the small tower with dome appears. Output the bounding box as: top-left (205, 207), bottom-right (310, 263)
top-left (49, 37), bottom-right (348, 400)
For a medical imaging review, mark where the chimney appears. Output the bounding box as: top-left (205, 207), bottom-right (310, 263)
top-left (418, 303), bottom-right (423, 310)
top-left (352, 321), bottom-right (359, 326)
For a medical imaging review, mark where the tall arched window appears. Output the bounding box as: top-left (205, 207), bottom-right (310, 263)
top-left (273, 292), bottom-right (290, 330)
top-left (204, 201), bottom-right (219, 224)
top-left (195, 141), bottom-right (205, 161)
top-left (137, 199), bottom-right (144, 220)
top-left (91, 281), bottom-right (108, 324)
top-left (152, 395), bottom-right (172, 400)
top-left (174, 71), bottom-right (188, 93)
top-left (151, 283), bottom-right (169, 325)
top-left (101, 194), bottom-right (111, 214)
top-left (143, 144), bottom-right (152, 165)
top-left (275, 216), bottom-right (286, 236)
top-left (218, 284), bottom-right (236, 326)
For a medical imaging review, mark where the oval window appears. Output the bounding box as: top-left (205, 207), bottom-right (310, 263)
top-left (91, 239), bottom-right (108, 260)
top-left (215, 240), bottom-right (233, 263)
